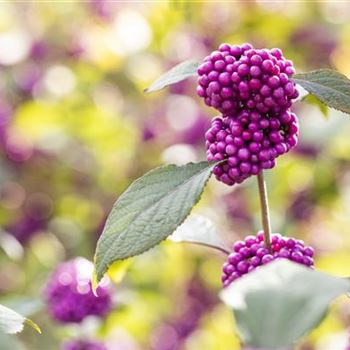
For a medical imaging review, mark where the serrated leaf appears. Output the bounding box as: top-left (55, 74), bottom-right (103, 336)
top-left (95, 161), bottom-right (215, 282)
top-left (0, 304), bottom-right (41, 335)
top-left (293, 69), bottom-right (350, 115)
top-left (169, 213), bottom-right (229, 254)
top-left (220, 260), bottom-right (350, 349)
top-left (144, 60), bottom-right (199, 93)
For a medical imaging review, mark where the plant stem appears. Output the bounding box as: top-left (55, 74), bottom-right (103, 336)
top-left (257, 171), bottom-right (272, 252)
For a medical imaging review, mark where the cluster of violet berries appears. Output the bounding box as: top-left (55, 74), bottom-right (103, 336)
top-left (222, 231), bottom-right (314, 287)
top-left (197, 43), bottom-right (300, 185)
top-left (44, 257), bottom-right (112, 324)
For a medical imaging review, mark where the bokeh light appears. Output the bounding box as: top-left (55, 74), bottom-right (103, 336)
top-left (0, 2), bottom-right (350, 349)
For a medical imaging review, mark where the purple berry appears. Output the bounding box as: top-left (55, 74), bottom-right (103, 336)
top-left (197, 43), bottom-right (298, 115)
top-left (222, 232), bottom-right (315, 287)
top-left (206, 109), bottom-right (299, 186)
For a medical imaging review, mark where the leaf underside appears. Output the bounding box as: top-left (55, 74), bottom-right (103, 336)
top-left (95, 161), bottom-right (215, 281)
top-left (169, 213), bottom-right (230, 254)
top-left (0, 304), bottom-right (41, 335)
top-left (293, 69), bottom-right (350, 115)
top-left (144, 60), bottom-right (200, 93)
top-left (220, 260), bottom-right (350, 349)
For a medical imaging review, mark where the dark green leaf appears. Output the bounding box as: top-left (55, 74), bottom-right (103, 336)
top-left (0, 304), bottom-right (41, 334)
top-left (169, 213), bottom-right (230, 254)
top-left (95, 162), bottom-right (215, 281)
top-left (144, 60), bottom-right (199, 93)
top-left (220, 260), bottom-right (350, 349)
top-left (293, 69), bottom-right (350, 115)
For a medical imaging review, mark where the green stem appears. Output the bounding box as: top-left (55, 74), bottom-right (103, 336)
top-left (257, 171), bottom-right (272, 252)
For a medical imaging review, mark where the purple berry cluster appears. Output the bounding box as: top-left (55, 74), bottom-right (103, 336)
top-left (198, 43), bottom-right (300, 186)
top-left (197, 43), bottom-right (298, 115)
top-left (62, 339), bottom-right (107, 350)
top-left (206, 109), bottom-right (298, 185)
top-left (222, 231), bottom-right (314, 287)
top-left (44, 257), bottom-right (112, 324)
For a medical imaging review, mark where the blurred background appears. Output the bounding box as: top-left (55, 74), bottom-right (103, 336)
top-left (1, 1), bottom-right (350, 349)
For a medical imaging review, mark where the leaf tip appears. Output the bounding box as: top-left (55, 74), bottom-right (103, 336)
top-left (91, 256), bottom-right (100, 296)
top-left (24, 318), bottom-right (41, 334)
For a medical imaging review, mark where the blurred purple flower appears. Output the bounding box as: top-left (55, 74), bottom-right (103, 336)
top-left (142, 124), bottom-right (156, 142)
top-left (151, 277), bottom-right (216, 350)
top-left (44, 257), bottom-right (112, 324)
top-left (66, 39), bottom-right (86, 60)
top-left (29, 40), bottom-right (48, 61)
top-left (88, 0), bottom-right (113, 20)
top-left (223, 189), bottom-right (252, 224)
top-left (0, 99), bottom-right (12, 146)
top-left (15, 64), bottom-right (42, 94)
top-left (180, 114), bottom-right (211, 146)
top-left (6, 216), bottom-right (45, 245)
top-left (290, 24), bottom-right (337, 67)
top-left (288, 189), bottom-right (315, 222)
top-left (294, 142), bottom-right (320, 158)
top-left (62, 339), bottom-right (107, 350)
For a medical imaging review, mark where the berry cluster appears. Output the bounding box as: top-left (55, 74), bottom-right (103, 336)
top-left (222, 232), bottom-right (314, 287)
top-left (44, 258), bottom-right (112, 324)
top-left (198, 43), bottom-right (299, 186)
top-left (197, 43), bottom-right (298, 115)
top-left (206, 109), bottom-right (298, 185)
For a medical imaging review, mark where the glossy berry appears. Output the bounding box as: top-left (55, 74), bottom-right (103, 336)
top-left (197, 43), bottom-right (299, 115)
top-left (222, 232), bottom-right (314, 287)
top-left (206, 109), bottom-right (299, 185)
top-left (44, 257), bottom-right (112, 324)
top-left (62, 339), bottom-right (107, 350)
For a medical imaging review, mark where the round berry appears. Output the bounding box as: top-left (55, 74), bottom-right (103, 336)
top-left (206, 110), bottom-right (299, 186)
top-left (222, 232), bottom-right (314, 287)
top-left (197, 43), bottom-right (299, 115)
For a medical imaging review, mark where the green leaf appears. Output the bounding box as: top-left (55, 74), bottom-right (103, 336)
top-left (95, 161), bottom-right (215, 282)
top-left (169, 213), bottom-right (230, 254)
top-left (144, 60), bottom-right (199, 93)
top-left (0, 304), bottom-right (41, 335)
top-left (293, 69), bottom-right (350, 115)
top-left (220, 260), bottom-right (350, 349)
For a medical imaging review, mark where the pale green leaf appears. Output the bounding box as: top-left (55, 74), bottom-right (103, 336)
top-left (294, 69), bottom-right (350, 115)
top-left (169, 213), bottom-right (229, 254)
top-left (144, 60), bottom-right (199, 93)
top-left (220, 260), bottom-right (350, 349)
top-left (0, 304), bottom-right (41, 335)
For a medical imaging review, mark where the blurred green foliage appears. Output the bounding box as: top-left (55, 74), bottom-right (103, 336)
top-left (0, 1), bottom-right (350, 349)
